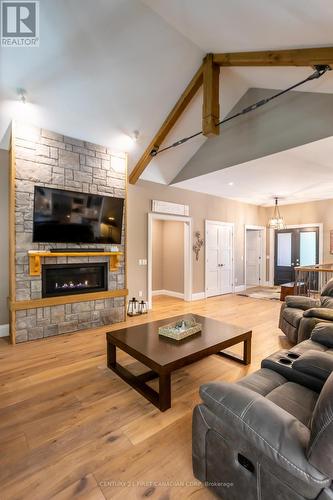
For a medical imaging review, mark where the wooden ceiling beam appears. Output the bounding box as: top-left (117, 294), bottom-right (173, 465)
top-left (129, 46), bottom-right (333, 184)
top-left (202, 54), bottom-right (220, 136)
top-left (213, 46), bottom-right (333, 67)
top-left (128, 62), bottom-right (204, 184)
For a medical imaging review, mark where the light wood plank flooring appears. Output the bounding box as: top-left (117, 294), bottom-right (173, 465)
top-left (0, 294), bottom-right (290, 500)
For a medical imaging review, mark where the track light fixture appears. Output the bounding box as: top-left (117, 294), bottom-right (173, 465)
top-left (150, 65), bottom-right (331, 157)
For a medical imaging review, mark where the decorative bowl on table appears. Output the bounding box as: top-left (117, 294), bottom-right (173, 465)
top-left (158, 316), bottom-right (202, 341)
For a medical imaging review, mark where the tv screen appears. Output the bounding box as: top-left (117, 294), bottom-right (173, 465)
top-left (33, 186), bottom-right (124, 244)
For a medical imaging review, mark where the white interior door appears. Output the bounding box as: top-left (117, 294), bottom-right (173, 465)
top-left (205, 221), bottom-right (234, 297)
top-left (246, 230), bottom-right (262, 286)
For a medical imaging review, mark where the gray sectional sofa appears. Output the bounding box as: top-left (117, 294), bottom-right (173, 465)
top-left (279, 279), bottom-right (333, 344)
top-left (192, 323), bottom-right (333, 499)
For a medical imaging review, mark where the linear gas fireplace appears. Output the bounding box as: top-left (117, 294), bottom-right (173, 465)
top-left (42, 263), bottom-right (108, 298)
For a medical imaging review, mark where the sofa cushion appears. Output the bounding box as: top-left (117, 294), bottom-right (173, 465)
top-left (283, 307), bottom-right (304, 327)
top-left (321, 278), bottom-right (333, 297)
top-left (303, 308), bottom-right (333, 321)
top-left (285, 296), bottom-right (320, 310)
top-left (311, 322), bottom-right (333, 348)
top-left (320, 296), bottom-right (333, 309)
top-left (266, 382), bottom-right (318, 427)
top-left (237, 368), bottom-right (287, 396)
top-left (290, 339), bottom-right (329, 354)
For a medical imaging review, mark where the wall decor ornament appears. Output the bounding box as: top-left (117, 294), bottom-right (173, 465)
top-left (193, 231), bottom-right (204, 261)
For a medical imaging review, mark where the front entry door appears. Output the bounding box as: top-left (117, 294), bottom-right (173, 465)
top-left (274, 227), bottom-right (319, 285)
top-left (205, 221), bottom-right (234, 297)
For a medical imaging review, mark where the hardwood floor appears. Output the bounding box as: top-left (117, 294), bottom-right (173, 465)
top-left (0, 294), bottom-right (290, 500)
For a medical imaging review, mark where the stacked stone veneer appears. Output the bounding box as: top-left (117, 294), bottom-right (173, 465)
top-left (13, 122), bottom-right (126, 342)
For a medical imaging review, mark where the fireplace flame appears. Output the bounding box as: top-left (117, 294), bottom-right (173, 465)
top-left (55, 281), bottom-right (90, 289)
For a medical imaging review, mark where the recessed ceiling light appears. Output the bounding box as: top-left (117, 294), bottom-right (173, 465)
top-left (228, 182), bottom-right (234, 186)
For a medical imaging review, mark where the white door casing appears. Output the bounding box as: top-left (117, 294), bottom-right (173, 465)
top-left (205, 220), bottom-right (234, 297)
top-left (246, 230), bottom-right (262, 286)
top-left (244, 225), bottom-right (267, 288)
top-left (205, 221), bottom-right (220, 296)
top-left (147, 213), bottom-right (192, 309)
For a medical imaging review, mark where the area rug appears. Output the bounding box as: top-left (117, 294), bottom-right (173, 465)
top-left (238, 286), bottom-right (281, 301)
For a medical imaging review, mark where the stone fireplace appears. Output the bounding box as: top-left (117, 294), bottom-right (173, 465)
top-left (9, 122), bottom-right (127, 343)
top-left (42, 263), bottom-right (108, 298)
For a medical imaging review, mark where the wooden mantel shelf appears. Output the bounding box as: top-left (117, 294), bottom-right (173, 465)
top-left (28, 251), bottom-right (123, 276)
top-left (10, 288), bottom-right (128, 311)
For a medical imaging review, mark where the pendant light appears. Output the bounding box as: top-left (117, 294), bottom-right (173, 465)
top-left (268, 197), bottom-right (286, 230)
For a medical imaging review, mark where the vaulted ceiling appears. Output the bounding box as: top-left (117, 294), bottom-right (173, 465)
top-left (1, 0), bottom-right (333, 206)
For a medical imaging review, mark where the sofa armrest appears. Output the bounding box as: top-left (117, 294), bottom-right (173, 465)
top-left (311, 322), bottom-right (333, 347)
top-left (292, 350), bottom-right (333, 382)
top-left (199, 381), bottom-right (329, 485)
top-left (303, 308), bottom-right (333, 321)
top-left (285, 296), bottom-right (320, 310)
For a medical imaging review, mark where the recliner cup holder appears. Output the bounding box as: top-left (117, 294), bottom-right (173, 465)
top-left (279, 357), bottom-right (293, 365)
top-left (287, 352), bottom-right (300, 360)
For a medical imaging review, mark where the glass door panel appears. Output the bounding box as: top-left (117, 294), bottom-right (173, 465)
top-left (277, 232), bottom-right (292, 266)
top-left (300, 231), bottom-right (317, 266)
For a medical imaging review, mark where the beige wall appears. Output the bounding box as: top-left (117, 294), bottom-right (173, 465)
top-left (162, 221), bottom-right (184, 294)
top-left (152, 220), bottom-right (163, 291)
top-left (2, 142), bottom-right (332, 316)
top-left (128, 180), bottom-right (266, 299)
top-left (265, 199), bottom-right (333, 264)
top-left (152, 220), bottom-right (184, 294)
top-left (0, 149), bottom-right (9, 325)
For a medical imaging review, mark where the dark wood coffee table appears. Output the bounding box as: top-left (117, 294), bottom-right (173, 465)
top-left (106, 314), bottom-right (252, 411)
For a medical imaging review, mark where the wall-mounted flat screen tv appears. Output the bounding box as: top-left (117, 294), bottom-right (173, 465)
top-left (33, 186), bottom-right (124, 244)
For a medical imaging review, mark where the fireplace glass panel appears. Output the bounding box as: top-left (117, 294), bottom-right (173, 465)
top-left (42, 263), bottom-right (108, 297)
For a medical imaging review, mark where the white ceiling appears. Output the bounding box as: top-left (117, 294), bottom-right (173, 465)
top-left (0, 0), bottom-right (203, 157)
top-left (1, 0), bottom-right (333, 206)
top-left (143, 0), bottom-right (333, 52)
top-left (174, 136), bottom-right (333, 206)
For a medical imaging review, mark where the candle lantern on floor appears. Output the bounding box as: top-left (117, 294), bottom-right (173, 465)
top-left (139, 300), bottom-right (148, 315)
top-left (127, 297), bottom-right (140, 316)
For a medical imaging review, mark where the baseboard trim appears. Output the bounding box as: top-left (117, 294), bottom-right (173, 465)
top-left (191, 292), bottom-right (206, 301)
top-left (235, 285), bottom-right (246, 293)
top-left (152, 290), bottom-right (184, 299)
top-left (0, 324), bottom-right (9, 338)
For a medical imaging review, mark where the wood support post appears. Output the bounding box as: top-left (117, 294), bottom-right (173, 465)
top-left (202, 54), bottom-right (220, 136)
